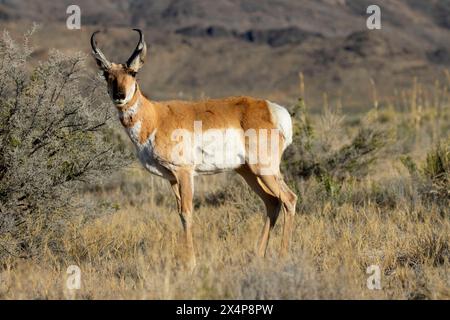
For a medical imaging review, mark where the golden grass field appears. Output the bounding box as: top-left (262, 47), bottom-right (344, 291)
top-left (0, 73), bottom-right (448, 300)
top-left (0, 169), bottom-right (448, 299)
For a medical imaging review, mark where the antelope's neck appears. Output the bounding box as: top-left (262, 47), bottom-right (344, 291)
top-left (117, 85), bottom-right (157, 145)
top-left (117, 84), bottom-right (141, 125)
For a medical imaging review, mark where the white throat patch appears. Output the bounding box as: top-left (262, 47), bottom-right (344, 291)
top-left (123, 82), bottom-right (136, 104)
top-left (122, 96), bottom-right (141, 118)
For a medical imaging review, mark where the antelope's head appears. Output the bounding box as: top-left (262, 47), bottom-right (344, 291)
top-left (91, 29), bottom-right (147, 106)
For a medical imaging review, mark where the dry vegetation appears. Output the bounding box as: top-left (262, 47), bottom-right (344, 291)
top-left (0, 32), bottom-right (449, 300)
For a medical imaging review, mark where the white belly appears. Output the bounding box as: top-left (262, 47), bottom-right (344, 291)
top-left (193, 128), bottom-right (246, 175)
top-left (127, 123), bottom-right (246, 178)
top-left (137, 145), bottom-right (171, 178)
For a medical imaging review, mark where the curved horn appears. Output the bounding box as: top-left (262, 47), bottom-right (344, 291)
top-left (91, 31), bottom-right (111, 70)
top-left (126, 28), bottom-right (147, 72)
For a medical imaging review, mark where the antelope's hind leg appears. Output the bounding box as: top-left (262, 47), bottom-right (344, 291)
top-left (236, 166), bottom-right (282, 257)
top-left (238, 162), bottom-right (297, 257)
top-left (255, 174), bottom-right (297, 257)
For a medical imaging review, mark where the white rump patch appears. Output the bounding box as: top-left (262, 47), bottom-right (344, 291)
top-left (266, 100), bottom-right (293, 150)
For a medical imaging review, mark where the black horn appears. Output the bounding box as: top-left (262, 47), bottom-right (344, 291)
top-left (91, 31), bottom-right (111, 70)
top-left (126, 29), bottom-right (147, 72)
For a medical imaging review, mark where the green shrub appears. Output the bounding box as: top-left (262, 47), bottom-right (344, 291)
top-left (283, 99), bottom-right (389, 196)
top-left (401, 139), bottom-right (449, 205)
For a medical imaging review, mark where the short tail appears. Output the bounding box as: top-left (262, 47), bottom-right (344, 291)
top-left (266, 100), bottom-right (293, 150)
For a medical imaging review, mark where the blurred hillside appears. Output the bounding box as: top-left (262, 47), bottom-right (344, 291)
top-left (1, 0), bottom-right (450, 110)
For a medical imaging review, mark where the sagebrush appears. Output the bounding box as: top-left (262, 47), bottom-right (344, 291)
top-left (0, 30), bottom-right (129, 259)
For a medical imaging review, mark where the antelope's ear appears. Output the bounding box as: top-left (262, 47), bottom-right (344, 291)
top-left (126, 29), bottom-right (147, 72)
top-left (91, 31), bottom-right (111, 71)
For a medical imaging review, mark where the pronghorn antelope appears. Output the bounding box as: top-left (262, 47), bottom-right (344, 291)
top-left (91, 29), bottom-right (297, 268)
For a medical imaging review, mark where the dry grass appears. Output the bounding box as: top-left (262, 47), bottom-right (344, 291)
top-left (0, 160), bottom-right (449, 299)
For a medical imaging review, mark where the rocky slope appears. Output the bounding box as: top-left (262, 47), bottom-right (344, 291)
top-left (1, 0), bottom-right (449, 109)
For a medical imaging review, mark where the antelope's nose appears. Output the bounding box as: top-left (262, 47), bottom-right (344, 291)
top-left (113, 92), bottom-right (126, 100)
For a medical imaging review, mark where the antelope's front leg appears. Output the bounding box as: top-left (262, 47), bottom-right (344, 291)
top-left (170, 171), bottom-right (196, 270)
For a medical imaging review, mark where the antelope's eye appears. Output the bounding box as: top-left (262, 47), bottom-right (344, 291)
top-left (129, 71), bottom-right (137, 77)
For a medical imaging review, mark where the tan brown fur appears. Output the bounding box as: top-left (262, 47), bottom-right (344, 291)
top-left (118, 86), bottom-right (283, 162)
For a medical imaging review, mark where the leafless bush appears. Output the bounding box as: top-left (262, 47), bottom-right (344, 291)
top-left (0, 29), bottom-right (129, 259)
